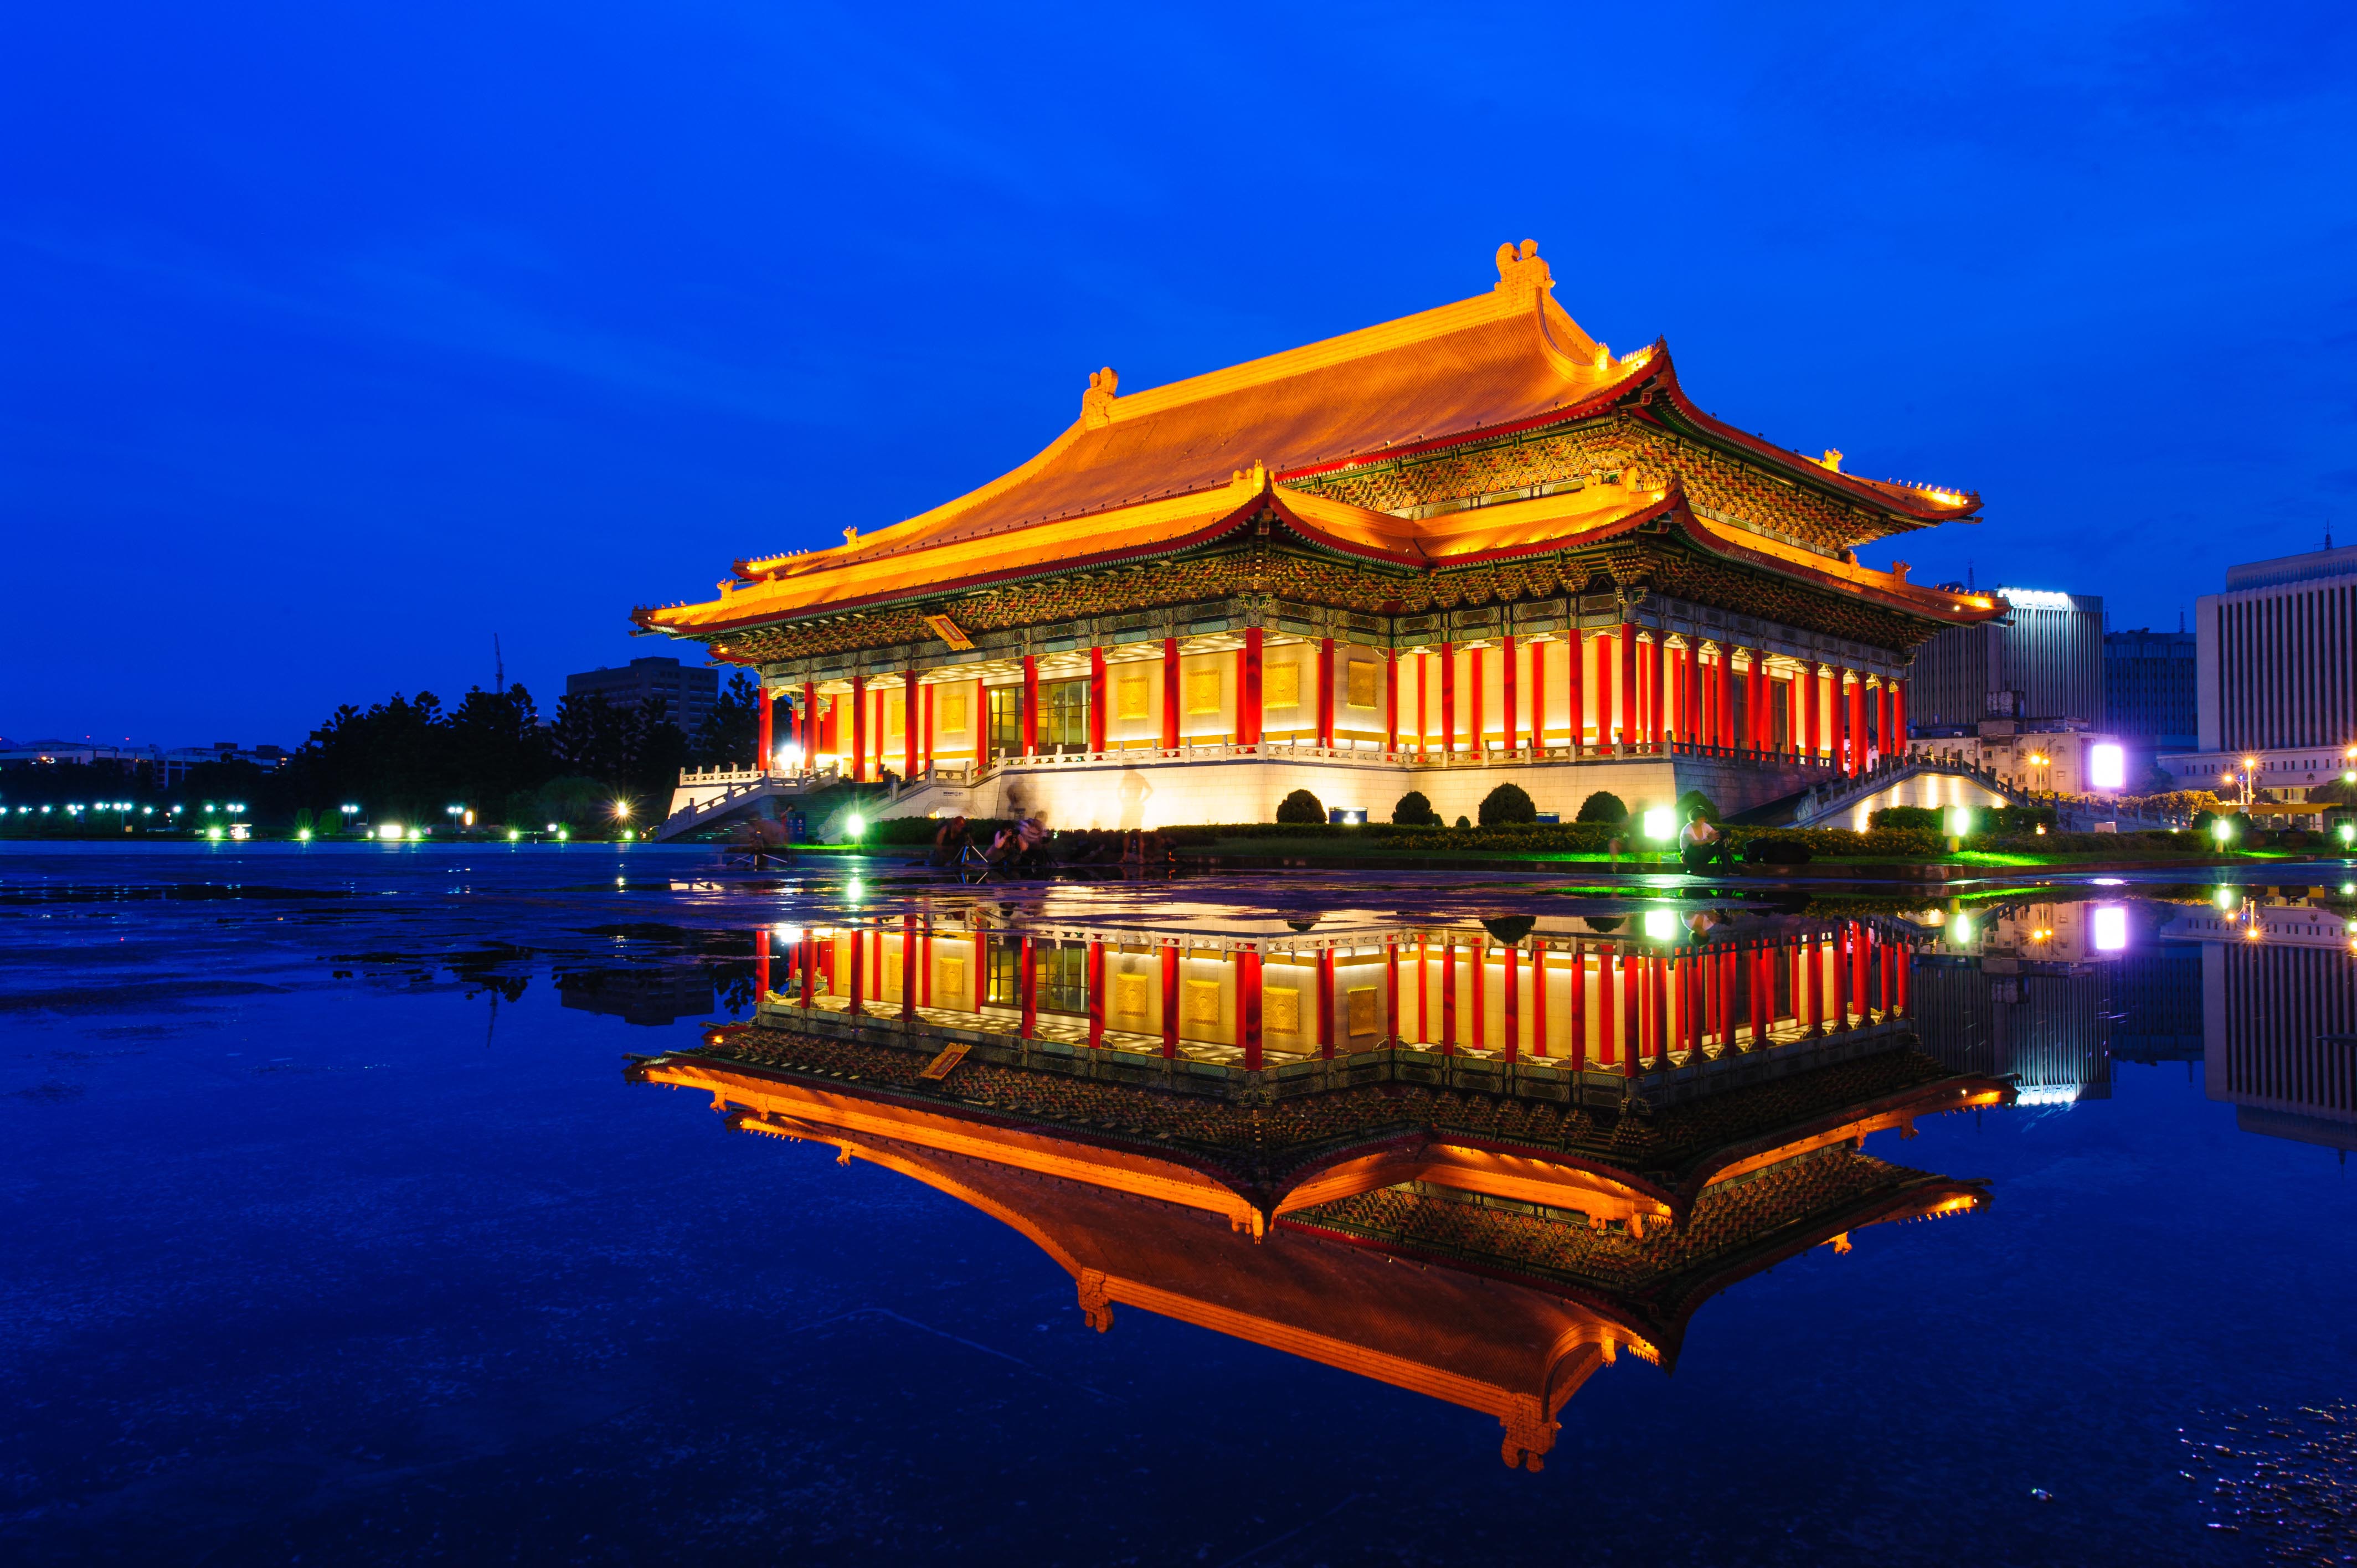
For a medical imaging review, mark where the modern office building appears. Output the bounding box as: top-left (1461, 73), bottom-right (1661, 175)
top-left (2161, 898), bottom-right (2357, 1154)
top-left (2160, 544), bottom-right (2357, 797)
top-left (566, 656), bottom-right (718, 736)
top-left (1909, 587), bottom-right (2105, 731)
top-left (2103, 628), bottom-right (2197, 750)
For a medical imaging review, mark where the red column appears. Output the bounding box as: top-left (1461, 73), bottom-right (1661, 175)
top-left (1830, 670), bottom-right (1848, 775)
top-left (1716, 648), bottom-right (1734, 750)
top-left (1847, 672), bottom-right (1866, 777)
top-left (1416, 935), bottom-right (1430, 1043)
top-left (1654, 633), bottom-right (1671, 746)
top-left (1384, 648), bottom-right (1399, 754)
top-left (1593, 633), bottom-right (1612, 750)
top-left (1238, 948), bottom-right (1264, 1070)
top-left (1239, 627), bottom-right (1264, 746)
top-left (1439, 641), bottom-right (1457, 754)
top-left (800, 933), bottom-right (816, 1009)
top-left (1530, 638), bottom-right (1546, 752)
top-left (1753, 658), bottom-right (1770, 753)
top-left (1384, 939), bottom-right (1401, 1044)
top-left (920, 925), bottom-right (933, 1007)
top-left (1803, 666), bottom-right (1820, 761)
top-left (1568, 633), bottom-right (1586, 752)
top-left (1649, 952), bottom-right (1669, 1068)
top-left (1895, 940), bottom-right (1910, 1017)
top-left (1851, 922), bottom-right (1870, 1023)
top-left (1161, 637), bottom-right (1181, 749)
top-left (1567, 944), bottom-right (1586, 1066)
top-left (754, 926), bottom-right (770, 998)
top-left (1089, 647), bottom-right (1107, 755)
top-left (801, 682), bottom-right (816, 766)
top-left (901, 916), bottom-right (918, 1020)
top-left (848, 675), bottom-right (868, 782)
top-left (1317, 637), bottom-right (1335, 748)
top-left (1160, 941), bottom-right (1179, 1057)
top-left (922, 683), bottom-right (934, 772)
top-left (1087, 940), bottom-right (1104, 1046)
top-left (848, 930), bottom-right (866, 1015)
top-left (1597, 948), bottom-right (1617, 1067)
top-left (903, 670), bottom-right (920, 780)
top-left (756, 688), bottom-right (773, 773)
top-left (1440, 941), bottom-right (1458, 1054)
top-left (1470, 646), bottom-right (1485, 755)
top-left (1471, 940), bottom-right (1488, 1052)
top-left (1807, 934), bottom-right (1825, 1034)
top-left (1501, 635), bottom-right (1518, 752)
top-left (1416, 651), bottom-right (1429, 754)
top-left (1317, 950), bottom-right (1335, 1059)
top-left (1021, 656), bottom-right (1039, 756)
top-left (1018, 935), bottom-right (1037, 1038)
top-left (1618, 621), bottom-right (1636, 746)
top-left (1892, 679), bottom-right (1907, 759)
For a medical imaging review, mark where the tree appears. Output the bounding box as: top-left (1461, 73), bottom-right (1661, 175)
top-left (1575, 790), bottom-right (1627, 823)
top-left (693, 672), bottom-right (763, 769)
top-left (1275, 787), bottom-right (1325, 824)
top-left (1455, 814), bottom-right (1471, 828)
top-left (1392, 790), bottom-right (1440, 826)
top-left (1478, 782), bottom-right (1537, 826)
top-left (1674, 788), bottom-right (1720, 823)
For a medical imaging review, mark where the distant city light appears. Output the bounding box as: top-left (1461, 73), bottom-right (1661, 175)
top-left (2092, 905), bottom-right (2128, 953)
top-left (378, 823), bottom-right (405, 841)
top-left (1995, 587), bottom-right (2075, 610)
top-left (2087, 744), bottom-right (2124, 790)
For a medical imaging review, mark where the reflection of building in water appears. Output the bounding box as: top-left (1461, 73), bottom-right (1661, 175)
top-left (747, 911), bottom-right (1920, 1093)
top-left (2163, 900), bottom-right (2357, 1153)
top-left (557, 967), bottom-right (717, 1027)
top-left (635, 985), bottom-right (2005, 1468)
top-left (2109, 944), bottom-right (2204, 1064)
top-left (1911, 901), bottom-right (2114, 1103)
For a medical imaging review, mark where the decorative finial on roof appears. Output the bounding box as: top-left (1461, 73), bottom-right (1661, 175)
top-left (1082, 366), bottom-right (1119, 429)
top-left (1819, 448), bottom-right (1845, 473)
top-left (1228, 460), bottom-right (1269, 494)
top-left (1493, 238), bottom-right (1553, 307)
top-left (843, 526), bottom-right (858, 545)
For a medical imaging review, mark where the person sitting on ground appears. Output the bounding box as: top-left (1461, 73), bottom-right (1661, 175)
top-left (1677, 808), bottom-right (1733, 873)
top-left (929, 814), bottom-right (968, 866)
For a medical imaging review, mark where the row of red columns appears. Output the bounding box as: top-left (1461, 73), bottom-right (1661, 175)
top-left (752, 923), bottom-right (1910, 1076)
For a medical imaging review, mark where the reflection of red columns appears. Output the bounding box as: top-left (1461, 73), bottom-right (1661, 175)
top-left (756, 689), bottom-right (773, 773)
top-left (1807, 935), bottom-right (1825, 1034)
top-left (1618, 621), bottom-right (1636, 745)
top-left (1161, 638), bottom-right (1181, 749)
top-left (1567, 634), bottom-right (1586, 751)
top-left (1384, 648), bottom-right (1399, 754)
top-left (1440, 941), bottom-right (1458, 1054)
top-left (1018, 936), bottom-right (1037, 1038)
top-left (1567, 945), bottom-right (1587, 1066)
top-left (1021, 656), bottom-right (1039, 756)
top-left (1316, 638), bottom-right (1335, 748)
top-left (1531, 943), bottom-right (1548, 1057)
top-left (1471, 940), bottom-right (1487, 1051)
top-left (1501, 945), bottom-right (1520, 1061)
top-left (1316, 950), bottom-right (1335, 1059)
top-left (848, 930), bottom-right (866, 1015)
top-left (901, 916), bottom-right (917, 1020)
top-left (1649, 952), bottom-right (1669, 1066)
top-left (1878, 936), bottom-right (1894, 1022)
top-left (1159, 941), bottom-right (1179, 1057)
top-left (1854, 922), bottom-right (1872, 1021)
top-left (1596, 949), bottom-right (1616, 1067)
top-left (1500, 635), bottom-right (1517, 752)
top-left (1086, 940), bottom-right (1104, 1047)
top-left (1238, 627), bottom-right (1264, 746)
top-left (919, 925), bottom-right (933, 1008)
top-left (1624, 955), bottom-right (1643, 1074)
top-left (1237, 948), bottom-right (1263, 1071)
top-left (1439, 642), bottom-right (1457, 754)
top-left (1833, 926), bottom-right (1851, 1027)
top-left (1384, 939), bottom-right (1401, 1045)
top-left (1416, 935), bottom-right (1430, 1043)
top-left (1088, 647), bottom-right (1107, 754)
top-left (754, 927), bottom-right (770, 998)
top-left (903, 670), bottom-right (920, 779)
top-left (1895, 941), bottom-right (1911, 1017)
top-left (849, 675), bottom-right (868, 781)
top-left (799, 935), bottom-right (815, 1010)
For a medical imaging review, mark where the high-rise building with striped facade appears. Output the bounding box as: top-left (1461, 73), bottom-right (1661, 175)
top-left (2162, 544), bottom-right (2357, 797)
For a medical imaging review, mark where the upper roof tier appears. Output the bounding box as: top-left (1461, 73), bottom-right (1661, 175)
top-left (727, 241), bottom-right (1977, 585)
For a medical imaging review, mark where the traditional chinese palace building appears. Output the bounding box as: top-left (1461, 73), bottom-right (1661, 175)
top-left (637, 242), bottom-right (2003, 827)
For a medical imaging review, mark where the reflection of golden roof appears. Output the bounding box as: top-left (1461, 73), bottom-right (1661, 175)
top-left (637, 242), bottom-right (1996, 638)
top-left (640, 1043), bottom-right (1989, 1471)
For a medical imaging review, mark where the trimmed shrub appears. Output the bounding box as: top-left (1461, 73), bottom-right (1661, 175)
top-left (1455, 815), bottom-right (1472, 829)
top-left (1871, 804), bottom-right (1940, 832)
top-left (1275, 788), bottom-right (1325, 825)
top-left (1392, 790), bottom-right (1441, 827)
top-left (1478, 782), bottom-right (1538, 827)
top-left (1576, 790), bottom-right (1628, 823)
top-left (1674, 789), bottom-right (1721, 823)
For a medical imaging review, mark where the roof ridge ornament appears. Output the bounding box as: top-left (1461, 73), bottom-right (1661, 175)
top-left (1228, 460), bottom-right (1269, 495)
top-left (1493, 239), bottom-right (1553, 308)
top-left (1082, 366), bottom-right (1119, 429)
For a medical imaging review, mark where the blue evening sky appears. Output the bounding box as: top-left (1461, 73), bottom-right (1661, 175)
top-left (6, 2), bottom-right (2353, 745)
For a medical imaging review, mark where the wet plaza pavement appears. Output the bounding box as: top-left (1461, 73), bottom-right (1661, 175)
top-left (4, 843), bottom-right (2355, 1565)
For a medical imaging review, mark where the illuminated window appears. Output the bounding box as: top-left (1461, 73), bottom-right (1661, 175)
top-left (1265, 663), bottom-right (1301, 708)
top-left (1346, 661), bottom-right (1378, 708)
top-left (1347, 986), bottom-right (1377, 1035)
top-left (1185, 978), bottom-right (1222, 1024)
top-left (1115, 672), bottom-right (1150, 720)
top-left (1264, 986), bottom-right (1301, 1034)
top-left (1185, 670), bottom-right (1222, 715)
top-left (1113, 971), bottom-right (1149, 1016)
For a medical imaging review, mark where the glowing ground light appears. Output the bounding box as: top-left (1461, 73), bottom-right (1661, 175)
top-left (2215, 887), bottom-right (2238, 910)
top-left (1644, 908), bottom-right (1677, 940)
top-left (846, 813), bottom-right (867, 837)
top-left (2092, 905), bottom-right (2128, 952)
top-left (1951, 915), bottom-right (1974, 944)
top-left (1946, 806), bottom-right (1974, 837)
top-left (379, 823), bottom-right (405, 841)
top-left (296, 829), bottom-right (311, 842)
top-left (2212, 819), bottom-right (2235, 843)
top-left (1641, 808), bottom-right (1674, 841)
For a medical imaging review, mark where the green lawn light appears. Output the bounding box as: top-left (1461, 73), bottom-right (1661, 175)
top-left (845, 812), bottom-right (867, 839)
top-left (1644, 907), bottom-right (1676, 941)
